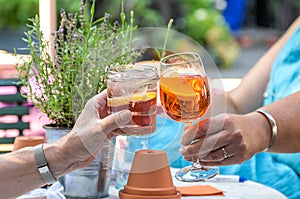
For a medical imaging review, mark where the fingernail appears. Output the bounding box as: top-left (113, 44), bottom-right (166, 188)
top-left (119, 110), bottom-right (132, 123)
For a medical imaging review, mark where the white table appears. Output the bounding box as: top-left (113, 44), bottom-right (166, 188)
top-left (172, 178), bottom-right (287, 199)
top-left (19, 168), bottom-right (287, 199)
top-left (107, 168), bottom-right (287, 199)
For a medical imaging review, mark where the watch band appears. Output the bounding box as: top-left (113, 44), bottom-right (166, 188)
top-left (256, 109), bottom-right (278, 151)
top-left (34, 144), bottom-right (57, 184)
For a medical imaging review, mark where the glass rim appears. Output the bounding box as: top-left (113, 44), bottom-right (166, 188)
top-left (160, 52), bottom-right (202, 67)
top-left (107, 64), bottom-right (158, 82)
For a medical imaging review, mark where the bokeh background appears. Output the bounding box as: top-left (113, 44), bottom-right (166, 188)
top-left (0, 0), bottom-right (299, 78)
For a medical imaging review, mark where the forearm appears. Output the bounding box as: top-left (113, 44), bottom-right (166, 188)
top-left (0, 91), bottom-right (130, 199)
top-left (0, 142), bottom-right (74, 199)
top-left (209, 90), bottom-right (238, 116)
top-left (222, 18), bottom-right (300, 115)
top-left (0, 147), bottom-right (45, 198)
top-left (210, 79), bottom-right (259, 116)
top-left (256, 91), bottom-right (300, 153)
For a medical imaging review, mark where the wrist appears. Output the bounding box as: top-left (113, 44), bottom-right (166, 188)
top-left (246, 112), bottom-right (271, 152)
top-left (43, 141), bottom-right (74, 178)
top-left (33, 144), bottom-right (57, 184)
top-left (256, 109), bottom-right (277, 151)
top-left (43, 130), bottom-right (94, 177)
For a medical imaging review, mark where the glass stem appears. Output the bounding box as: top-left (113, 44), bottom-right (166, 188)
top-left (192, 159), bottom-right (202, 169)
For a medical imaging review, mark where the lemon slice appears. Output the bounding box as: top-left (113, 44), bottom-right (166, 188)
top-left (108, 92), bottom-right (156, 106)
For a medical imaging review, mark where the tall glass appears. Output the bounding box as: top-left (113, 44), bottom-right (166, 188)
top-left (107, 64), bottom-right (158, 136)
top-left (159, 52), bottom-right (219, 182)
top-left (107, 64), bottom-right (158, 189)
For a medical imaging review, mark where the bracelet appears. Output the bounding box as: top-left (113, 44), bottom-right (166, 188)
top-left (256, 109), bottom-right (278, 151)
top-left (33, 144), bottom-right (57, 184)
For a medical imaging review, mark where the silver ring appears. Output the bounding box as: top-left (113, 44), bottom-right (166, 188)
top-left (190, 139), bottom-right (200, 145)
top-left (222, 147), bottom-right (228, 159)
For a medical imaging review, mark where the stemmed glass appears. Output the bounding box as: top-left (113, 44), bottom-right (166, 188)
top-left (159, 52), bottom-right (219, 182)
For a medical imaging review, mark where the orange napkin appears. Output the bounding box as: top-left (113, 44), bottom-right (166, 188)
top-left (176, 185), bottom-right (224, 196)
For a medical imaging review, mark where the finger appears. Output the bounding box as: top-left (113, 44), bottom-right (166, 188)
top-left (181, 128), bottom-right (252, 165)
top-left (181, 129), bottom-right (224, 156)
top-left (181, 114), bottom-right (226, 145)
top-left (180, 130), bottom-right (234, 164)
top-left (200, 146), bottom-right (233, 163)
top-left (79, 91), bottom-right (108, 120)
top-left (180, 123), bottom-right (199, 145)
top-left (216, 150), bottom-right (253, 165)
top-left (180, 119), bottom-right (212, 146)
top-left (93, 89), bottom-right (108, 102)
top-left (97, 110), bottom-right (132, 135)
top-left (199, 127), bottom-right (250, 162)
top-left (199, 154), bottom-right (247, 166)
top-left (93, 90), bottom-right (108, 119)
top-left (199, 144), bottom-right (253, 166)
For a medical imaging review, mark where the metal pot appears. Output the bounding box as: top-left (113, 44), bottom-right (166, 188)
top-left (44, 125), bottom-right (115, 198)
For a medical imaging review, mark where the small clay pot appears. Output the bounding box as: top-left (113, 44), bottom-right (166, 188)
top-left (119, 190), bottom-right (181, 199)
top-left (119, 150), bottom-right (181, 199)
top-left (13, 136), bottom-right (45, 151)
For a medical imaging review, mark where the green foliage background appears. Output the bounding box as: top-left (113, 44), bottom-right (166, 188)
top-left (0, 0), bottom-right (81, 29)
top-left (1, 0), bottom-right (241, 68)
top-left (96, 0), bottom-right (239, 68)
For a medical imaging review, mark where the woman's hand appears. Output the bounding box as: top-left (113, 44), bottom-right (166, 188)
top-left (179, 113), bottom-right (269, 166)
top-left (47, 90), bottom-right (132, 177)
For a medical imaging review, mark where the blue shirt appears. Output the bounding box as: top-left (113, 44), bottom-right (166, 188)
top-left (148, 26), bottom-right (300, 199)
top-left (220, 26), bottom-right (300, 199)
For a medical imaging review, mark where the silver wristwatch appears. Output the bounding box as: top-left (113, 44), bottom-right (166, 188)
top-left (33, 144), bottom-right (57, 184)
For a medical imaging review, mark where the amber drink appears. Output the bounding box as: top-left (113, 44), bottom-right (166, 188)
top-left (160, 52), bottom-right (211, 123)
top-left (107, 64), bottom-right (158, 136)
top-left (160, 74), bottom-right (210, 123)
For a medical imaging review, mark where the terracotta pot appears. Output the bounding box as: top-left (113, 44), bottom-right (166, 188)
top-left (13, 136), bottom-right (45, 151)
top-left (119, 150), bottom-right (181, 199)
top-left (119, 190), bottom-right (181, 199)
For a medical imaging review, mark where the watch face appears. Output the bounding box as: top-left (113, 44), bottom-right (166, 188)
top-left (39, 165), bottom-right (49, 174)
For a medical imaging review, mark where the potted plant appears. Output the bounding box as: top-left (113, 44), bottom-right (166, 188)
top-left (15, 0), bottom-right (142, 198)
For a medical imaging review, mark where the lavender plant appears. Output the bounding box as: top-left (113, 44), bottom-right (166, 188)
top-left (15, 0), bottom-right (141, 128)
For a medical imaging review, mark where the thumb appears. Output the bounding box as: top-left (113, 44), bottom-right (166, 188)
top-left (99, 110), bottom-right (132, 134)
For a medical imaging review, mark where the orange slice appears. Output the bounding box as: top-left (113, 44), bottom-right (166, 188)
top-left (108, 92), bottom-right (156, 106)
top-left (160, 77), bottom-right (195, 98)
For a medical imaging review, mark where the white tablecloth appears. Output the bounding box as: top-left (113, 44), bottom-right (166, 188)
top-left (108, 168), bottom-right (287, 199)
top-left (108, 179), bottom-right (287, 199)
top-left (19, 168), bottom-right (287, 199)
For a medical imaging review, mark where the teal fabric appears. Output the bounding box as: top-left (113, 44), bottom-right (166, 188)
top-left (149, 26), bottom-right (300, 199)
top-left (145, 115), bottom-right (190, 168)
top-left (220, 27), bottom-right (300, 199)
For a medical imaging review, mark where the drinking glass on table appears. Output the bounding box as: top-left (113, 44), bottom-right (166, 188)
top-left (159, 52), bottom-right (219, 182)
